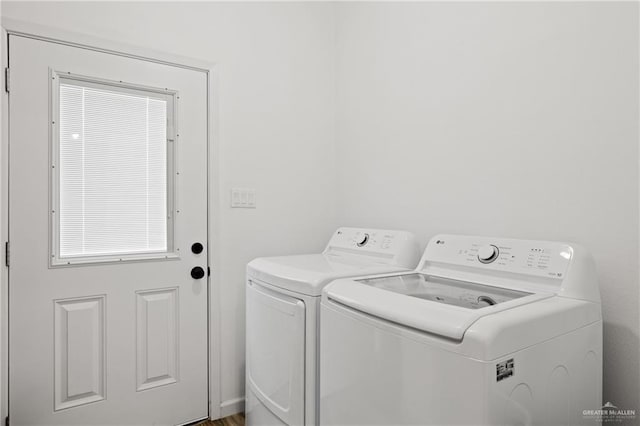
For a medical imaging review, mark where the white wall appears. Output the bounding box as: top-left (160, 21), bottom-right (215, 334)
top-left (335, 1), bottom-right (639, 414)
top-left (1, 1), bottom-right (338, 415)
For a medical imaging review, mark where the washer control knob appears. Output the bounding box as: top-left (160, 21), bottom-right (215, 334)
top-left (356, 233), bottom-right (370, 247)
top-left (478, 245), bottom-right (499, 264)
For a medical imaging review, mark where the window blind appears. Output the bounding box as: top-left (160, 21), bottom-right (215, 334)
top-left (58, 82), bottom-right (169, 258)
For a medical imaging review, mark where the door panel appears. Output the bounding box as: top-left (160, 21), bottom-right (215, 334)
top-left (8, 35), bottom-right (208, 425)
top-left (136, 287), bottom-right (179, 391)
top-left (54, 296), bottom-right (106, 411)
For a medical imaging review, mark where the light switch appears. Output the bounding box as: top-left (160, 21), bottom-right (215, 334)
top-left (231, 188), bottom-right (256, 208)
top-left (232, 189), bottom-right (241, 206)
top-left (247, 190), bottom-right (256, 207)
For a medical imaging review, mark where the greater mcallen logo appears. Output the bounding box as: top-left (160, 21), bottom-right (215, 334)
top-left (583, 402), bottom-right (636, 423)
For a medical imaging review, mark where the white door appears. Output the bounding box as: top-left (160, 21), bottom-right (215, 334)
top-left (8, 35), bottom-right (209, 425)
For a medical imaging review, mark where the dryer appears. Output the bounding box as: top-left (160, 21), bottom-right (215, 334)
top-left (320, 234), bottom-right (602, 426)
top-left (246, 227), bottom-right (419, 426)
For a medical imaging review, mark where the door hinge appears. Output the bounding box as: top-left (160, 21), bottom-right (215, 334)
top-left (5, 415), bottom-right (8, 426)
top-left (4, 67), bottom-right (9, 93)
top-left (5, 242), bottom-right (9, 267)
top-left (207, 266), bottom-right (210, 277)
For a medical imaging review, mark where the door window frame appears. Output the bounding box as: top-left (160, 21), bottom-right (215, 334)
top-left (49, 70), bottom-right (179, 267)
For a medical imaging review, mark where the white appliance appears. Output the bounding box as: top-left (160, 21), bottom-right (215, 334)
top-left (320, 234), bottom-right (602, 426)
top-left (245, 227), bottom-right (420, 426)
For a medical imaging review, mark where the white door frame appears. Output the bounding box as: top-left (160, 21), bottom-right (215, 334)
top-left (0, 18), bottom-right (222, 424)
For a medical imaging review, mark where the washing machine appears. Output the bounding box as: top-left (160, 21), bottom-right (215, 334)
top-left (245, 227), bottom-right (420, 426)
top-left (320, 234), bottom-right (602, 426)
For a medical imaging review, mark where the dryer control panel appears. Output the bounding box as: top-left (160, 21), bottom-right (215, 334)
top-left (422, 235), bottom-right (572, 280)
top-left (323, 227), bottom-right (419, 268)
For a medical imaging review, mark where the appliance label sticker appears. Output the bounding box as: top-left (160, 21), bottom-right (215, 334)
top-left (496, 358), bottom-right (514, 382)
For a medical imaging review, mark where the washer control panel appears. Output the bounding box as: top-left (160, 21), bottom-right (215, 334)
top-left (424, 235), bottom-right (572, 279)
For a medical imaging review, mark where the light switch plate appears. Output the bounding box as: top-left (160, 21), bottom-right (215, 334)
top-left (231, 188), bottom-right (256, 208)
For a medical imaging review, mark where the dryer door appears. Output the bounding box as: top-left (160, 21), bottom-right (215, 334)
top-left (246, 280), bottom-right (305, 425)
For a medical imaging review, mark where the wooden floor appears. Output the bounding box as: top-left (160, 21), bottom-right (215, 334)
top-left (197, 413), bottom-right (245, 426)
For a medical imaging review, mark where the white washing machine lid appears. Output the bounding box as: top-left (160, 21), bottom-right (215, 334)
top-left (247, 253), bottom-right (410, 296)
top-left (325, 272), bottom-right (554, 340)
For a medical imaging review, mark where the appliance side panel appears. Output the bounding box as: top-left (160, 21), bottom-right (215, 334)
top-left (487, 321), bottom-right (603, 425)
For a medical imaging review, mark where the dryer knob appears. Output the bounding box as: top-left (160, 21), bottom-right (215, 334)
top-left (356, 233), bottom-right (370, 247)
top-left (478, 245), bottom-right (499, 264)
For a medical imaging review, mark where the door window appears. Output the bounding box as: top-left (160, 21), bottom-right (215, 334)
top-left (51, 73), bottom-right (177, 265)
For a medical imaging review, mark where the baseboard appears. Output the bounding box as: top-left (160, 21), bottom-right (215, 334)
top-left (219, 396), bottom-right (245, 418)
